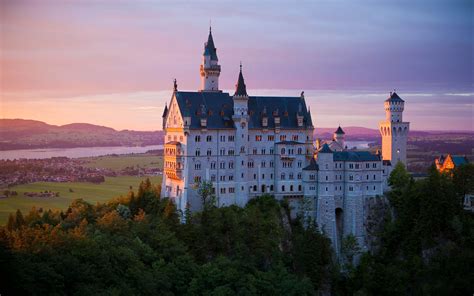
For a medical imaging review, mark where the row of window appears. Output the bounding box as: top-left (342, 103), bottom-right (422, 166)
top-left (193, 134), bottom-right (310, 143)
top-left (194, 135), bottom-right (236, 142)
top-left (167, 135), bottom-right (183, 142)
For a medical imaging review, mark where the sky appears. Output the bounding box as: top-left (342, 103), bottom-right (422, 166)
top-left (1, 0), bottom-right (472, 131)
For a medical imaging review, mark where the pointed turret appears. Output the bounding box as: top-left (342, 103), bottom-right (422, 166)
top-left (200, 26), bottom-right (221, 92)
top-left (203, 26), bottom-right (218, 61)
top-left (335, 126), bottom-right (345, 135)
top-left (162, 103), bottom-right (168, 130)
top-left (307, 106), bottom-right (314, 127)
top-left (234, 63), bottom-right (248, 97)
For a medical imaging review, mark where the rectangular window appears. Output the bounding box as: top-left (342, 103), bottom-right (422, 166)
top-left (268, 135), bottom-right (275, 141)
top-left (256, 135), bottom-right (262, 141)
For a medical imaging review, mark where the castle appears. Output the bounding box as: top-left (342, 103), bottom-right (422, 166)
top-left (161, 28), bottom-right (409, 253)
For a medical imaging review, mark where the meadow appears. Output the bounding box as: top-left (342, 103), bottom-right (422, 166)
top-left (0, 175), bottom-right (162, 225)
top-left (82, 154), bottom-right (162, 170)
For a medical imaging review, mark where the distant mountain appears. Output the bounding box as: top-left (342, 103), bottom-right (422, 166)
top-left (0, 119), bottom-right (164, 150)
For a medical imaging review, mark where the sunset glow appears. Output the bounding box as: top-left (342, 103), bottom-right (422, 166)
top-left (1, 0), bottom-right (472, 131)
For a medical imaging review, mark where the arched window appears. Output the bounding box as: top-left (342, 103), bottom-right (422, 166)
top-left (281, 148), bottom-right (285, 154)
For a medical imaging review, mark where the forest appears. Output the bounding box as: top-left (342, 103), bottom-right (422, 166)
top-left (0, 164), bottom-right (473, 295)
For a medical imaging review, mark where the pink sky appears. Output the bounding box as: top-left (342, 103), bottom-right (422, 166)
top-left (1, 1), bottom-right (472, 131)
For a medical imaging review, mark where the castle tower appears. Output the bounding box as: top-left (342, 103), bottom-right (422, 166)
top-left (200, 27), bottom-right (221, 92)
top-left (232, 64), bottom-right (250, 206)
top-left (379, 91), bottom-right (410, 166)
top-left (333, 126), bottom-right (345, 150)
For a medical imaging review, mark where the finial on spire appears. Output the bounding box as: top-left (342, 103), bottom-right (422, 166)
top-left (173, 78), bottom-right (178, 92)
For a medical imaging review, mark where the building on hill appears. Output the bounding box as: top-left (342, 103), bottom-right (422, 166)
top-left (161, 27), bottom-right (409, 254)
top-left (435, 154), bottom-right (469, 173)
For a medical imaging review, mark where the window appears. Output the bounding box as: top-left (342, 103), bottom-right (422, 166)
top-left (281, 173), bottom-right (286, 180)
top-left (310, 174), bottom-right (316, 180)
top-left (211, 162), bottom-right (216, 169)
top-left (228, 174), bottom-right (233, 181)
top-left (349, 175), bottom-right (353, 181)
top-left (325, 187), bottom-right (328, 192)
top-left (270, 173), bottom-right (273, 179)
top-left (373, 174), bottom-right (376, 180)
top-left (270, 185), bottom-right (274, 191)
top-left (261, 161), bottom-right (266, 168)
top-left (195, 149), bottom-right (201, 156)
top-left (211, 175), bottom-right (216, 182)
top-left (253, 185), bottom-right (257, 192)
top-left (206, 135), bottom-right (212, 142)
top-left (220, 135), bottom-right (226, 142)
top-left (195, 135), bottom-right (201, 142)
top-left (220, 188), bottom-right (226, 194)
top-left (297, 148), bottom-right (302, 154)
top-left (228, 149), bottom-right (234, 156)
top-left (270, 161), bottom-right (274, 168)
top-left (261, 174), bottom-right (265, 180)
top-left (281, 185), bottom-right (285, 192)
top-left (270, 148), bottom-right (274, 154)
top-left (366, 163), bottom-right (370, 168)
top-left (290, 185), bottom-right (294, 192)
top-left (253, 174), bottom-right (257, 180)
top-left (349, 186), bottom-right (354, 192)
top-left (240, 146), bottom-right (245, 153)
top-left (298, 185), bottom-right (302, 191)
top-left (355, 164), bottom-right (360, 169)
top-left (261, 148), bottom-right (266, 155)
top-left (220, 162), bottom-right (225, 169)
top-left (366, 175), bottom-right (369, 180)
top-left (220, 148), bottom-right (225, 155)
top-left (228, 135), bottom-right (235, 142)
top-left (281, 148), bottom-right (286, 154)
top-left (220, 175), bottom-right (225, 181)
top-left (256, 135), bottom-right (262, 141)
top-left (195, 163), bottom-right (201, 170)
top-left (229, 162), bottom-right (234, 169)
top-left (325, 164), bottom-right (328, 169)
top-left (268, 135), bottom-right (275, 141)
top-left (298, 161), bottom-right (302, 168)
top-left (289, 173), bottom-right (294, 180)
top-left (253, 148), bottom-right (257, 155)
top-left (349, 163), bottom-right (354, 169)
top-left (280, 135), bottom-right (286, 141)
top-left (292, 135), bottom-right (298, 141)
top-left (229, 187), bottom-right (235, 193)
top-left (207, 149), bottom-right (212, 156)
top-left (194, 176), bottom-right (201, 183)
top-left (248, 161), bottom-right (254, 168)
top-left (372, 163), bottom-right (377, 168)
top-left (325, 175), bottom-right (328, 181)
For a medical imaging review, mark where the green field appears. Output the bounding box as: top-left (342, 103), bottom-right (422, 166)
top-left (0, 175), bottom-right (162, 225)
top-left (82, 154), bottom-right (162, 171)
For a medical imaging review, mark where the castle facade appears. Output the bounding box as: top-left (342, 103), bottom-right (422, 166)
top-left (161, 28), bottom-right (409, 253)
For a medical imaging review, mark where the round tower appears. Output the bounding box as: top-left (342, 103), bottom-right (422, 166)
top-left (200, 27), bottom-right (221, 92)
top-left (333, 126), bottom-right (345, 150)
top-left (379, 91), bottom-right (410, 166)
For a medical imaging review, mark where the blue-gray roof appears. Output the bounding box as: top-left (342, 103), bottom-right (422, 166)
top-left (203, 29), bottom-right (218, 61)
top-left (385, 92), bottom-right (404, 103)
top-left (319, 143), bottom-right (333, 153)
top-left (174, 91), bottom-right (313, 130)
top-left (451, 155), bottom-right (469, 166)
top-left (303, 157), bottom-right (319, 171)
top-left (333, 151), bottom-right (381, 162)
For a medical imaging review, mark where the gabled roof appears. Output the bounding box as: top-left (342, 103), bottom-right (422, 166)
top-left (303, 157), bottom-right (319, 171)
top-left (234, 65), bottom-right (247, 96)
top-left (333, 151), bottom-right (381, 162)
top-left (203, 28), bottom-right (218, 61)
top-left (173, 91), bottom-right (313, 130)
top-left (450, 155), bottom-right (469, 166)
top-left (175, 91), bottom-right (235, 129)
top-left (385, 91), bottom-right (405, 103)
top-left (319, 143), bottom-right (333, 153)
top-left (335, 126), bottom-right (345, 135)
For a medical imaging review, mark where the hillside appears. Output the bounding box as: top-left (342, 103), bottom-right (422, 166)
top-left (0, 119), bottom-right (164, 150)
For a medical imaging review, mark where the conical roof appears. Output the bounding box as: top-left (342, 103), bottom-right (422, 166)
top-left (234, 64), bottom-right (247, 96)
top-left (385, 91), bottom-right (404, 103)
top-left (203, 27), bottom-right (218, 61)
top-left (335, 126), bottom-right (345, 135)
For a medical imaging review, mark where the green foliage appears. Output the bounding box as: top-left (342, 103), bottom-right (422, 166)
top-left (0, 183), bottom-right (332, 295)
top-left (335, 163), bottom-right (474, 295)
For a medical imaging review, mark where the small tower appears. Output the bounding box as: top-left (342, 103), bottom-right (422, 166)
top-left (232, 63), bottom-right (250, 206)
top-left (333, 126), bottom-right (345, 150)
top-left (200, 27), bottom-right (221, 92)
top-left (379, 91), bottom-right (410, 166)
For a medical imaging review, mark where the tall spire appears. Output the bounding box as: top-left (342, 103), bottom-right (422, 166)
top-left (234, 62), bottom-right (247, 97)
top-left (204, 26), bottom-right (218, 61)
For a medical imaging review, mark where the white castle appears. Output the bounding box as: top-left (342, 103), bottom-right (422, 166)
top-left (161, 28), bottom-right (409, 253)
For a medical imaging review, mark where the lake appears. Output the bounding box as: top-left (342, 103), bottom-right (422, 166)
top-left (0, 141), bottom-right (373, 160)
top-left (0, 145), bottom-right (164, 160)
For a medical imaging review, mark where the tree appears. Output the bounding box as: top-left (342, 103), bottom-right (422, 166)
top-left (196, 180), bottom-right (216, 209)
top-left (388, 162), bottom-right (410, 190)
top-left (341, 234), bottom-right (361, 267)
top-left (452, 163), bottom-right (474, 206)
top-left (117, 204), bottom-right (131, 219)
